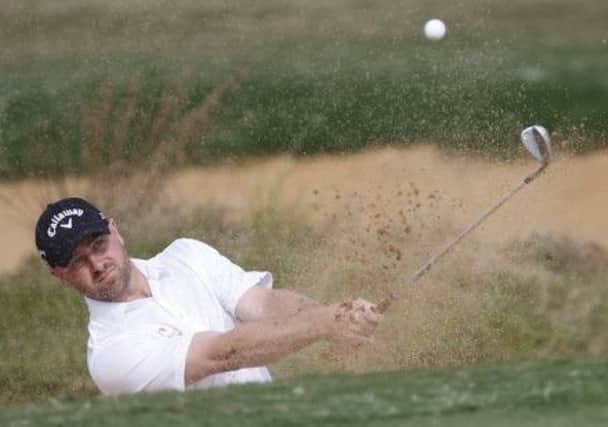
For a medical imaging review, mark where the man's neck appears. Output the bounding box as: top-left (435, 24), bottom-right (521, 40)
top-left (122, 261), bottom-right (152, 302)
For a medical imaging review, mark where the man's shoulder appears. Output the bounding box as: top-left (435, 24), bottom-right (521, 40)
top-left (149, 238), bottom-right (221, 275)
top-left (158, 238), bottom-right (219, 260)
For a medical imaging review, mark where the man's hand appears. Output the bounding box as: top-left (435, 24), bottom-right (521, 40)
top-left (326, 298), bottom-right (383, 356)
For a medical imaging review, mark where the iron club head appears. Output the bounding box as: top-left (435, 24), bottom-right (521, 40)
top-left (521, 125), bottom-right (552, 166)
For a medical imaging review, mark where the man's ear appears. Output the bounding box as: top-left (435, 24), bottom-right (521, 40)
top-left (49, 266), bottom-right (62, 279)
top-left (50, 267), bottom-right (73, 289)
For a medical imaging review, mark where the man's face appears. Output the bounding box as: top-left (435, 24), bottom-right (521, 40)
top-left (51, 221), bottom-right (132, 302)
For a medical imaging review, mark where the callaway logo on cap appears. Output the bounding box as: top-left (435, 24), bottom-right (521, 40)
top-left (35, 197), bottom-right (110, 268)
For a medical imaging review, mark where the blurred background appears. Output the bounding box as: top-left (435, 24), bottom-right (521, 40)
top-left (1, 0), bottom-right (607, 406)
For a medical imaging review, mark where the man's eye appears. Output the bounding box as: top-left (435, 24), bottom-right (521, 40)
top-left (93, 238), bottom-right (108, 252)
top-left (69, 258), bottom-right (86, 270)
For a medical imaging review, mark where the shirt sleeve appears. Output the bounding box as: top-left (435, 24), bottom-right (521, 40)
top-left (88, 328), bottom-right (195, 395)
top-left (175, 238), bottom-right (273, 316)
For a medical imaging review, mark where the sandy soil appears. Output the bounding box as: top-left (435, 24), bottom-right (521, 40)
top-left (1, 144), bottom-right (606, 274)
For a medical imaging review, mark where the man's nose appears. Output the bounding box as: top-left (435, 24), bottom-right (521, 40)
top-left (89, 254), bottom-right (106, 274)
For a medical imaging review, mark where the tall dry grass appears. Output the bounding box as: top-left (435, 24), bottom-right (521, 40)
top-left (1, 67), bottom-right (246, 244)
top-left (267, 209), bottom-right (608, 378)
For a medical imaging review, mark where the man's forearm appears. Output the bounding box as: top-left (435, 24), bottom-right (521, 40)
top-left (186, 304), bottom-right (333, 384)
top-left (215, 304), bottom-right (330, 367)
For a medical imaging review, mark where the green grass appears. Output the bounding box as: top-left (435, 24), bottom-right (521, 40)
top-left (1, 0), bottom-right (608, 179)
top-left (0, 260), bottom-right (91, 404)
top-left (2, 358), bottom-right (607, 426)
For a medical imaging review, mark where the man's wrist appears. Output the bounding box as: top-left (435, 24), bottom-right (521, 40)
top-left (309, 304), bottom-right (338, 340)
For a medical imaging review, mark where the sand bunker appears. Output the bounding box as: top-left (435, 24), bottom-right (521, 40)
top-left (1, 144), bottom-right (606, 274)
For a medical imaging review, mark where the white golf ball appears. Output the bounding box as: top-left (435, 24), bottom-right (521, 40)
top-left (424, 19), bottom-right (447, 41)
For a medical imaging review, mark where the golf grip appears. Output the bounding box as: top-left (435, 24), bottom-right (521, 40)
top-left (376, 163), bottom-right (547, 314)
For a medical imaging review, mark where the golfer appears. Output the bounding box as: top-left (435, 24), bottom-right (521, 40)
top-left (35, 197), bottom-right (383, 395)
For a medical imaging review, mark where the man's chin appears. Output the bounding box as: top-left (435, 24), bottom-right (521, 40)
top-left (91, 280), bottom-right (124, 302)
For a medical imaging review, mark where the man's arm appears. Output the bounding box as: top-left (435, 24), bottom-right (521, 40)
top-left (184, 299), bottom-right (382, 386)
top-left (185, 303), bottom-right (331, 385)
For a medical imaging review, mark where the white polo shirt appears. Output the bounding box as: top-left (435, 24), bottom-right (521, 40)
top-left (85, 238), bottom-right (273, 395)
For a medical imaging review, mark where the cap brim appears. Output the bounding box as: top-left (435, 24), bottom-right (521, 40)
top-left (56, 219), bottom-right (110, 267)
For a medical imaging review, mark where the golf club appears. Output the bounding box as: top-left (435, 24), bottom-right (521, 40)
top-left (377, 125), bottom-right (552, 313)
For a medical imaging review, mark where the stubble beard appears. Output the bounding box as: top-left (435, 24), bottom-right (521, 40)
top-left (94, 248), bottom-right (132, 302)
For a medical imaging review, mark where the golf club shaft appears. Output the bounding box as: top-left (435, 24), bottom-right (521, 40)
top-left (377, 162), bottom-right (547, 313)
